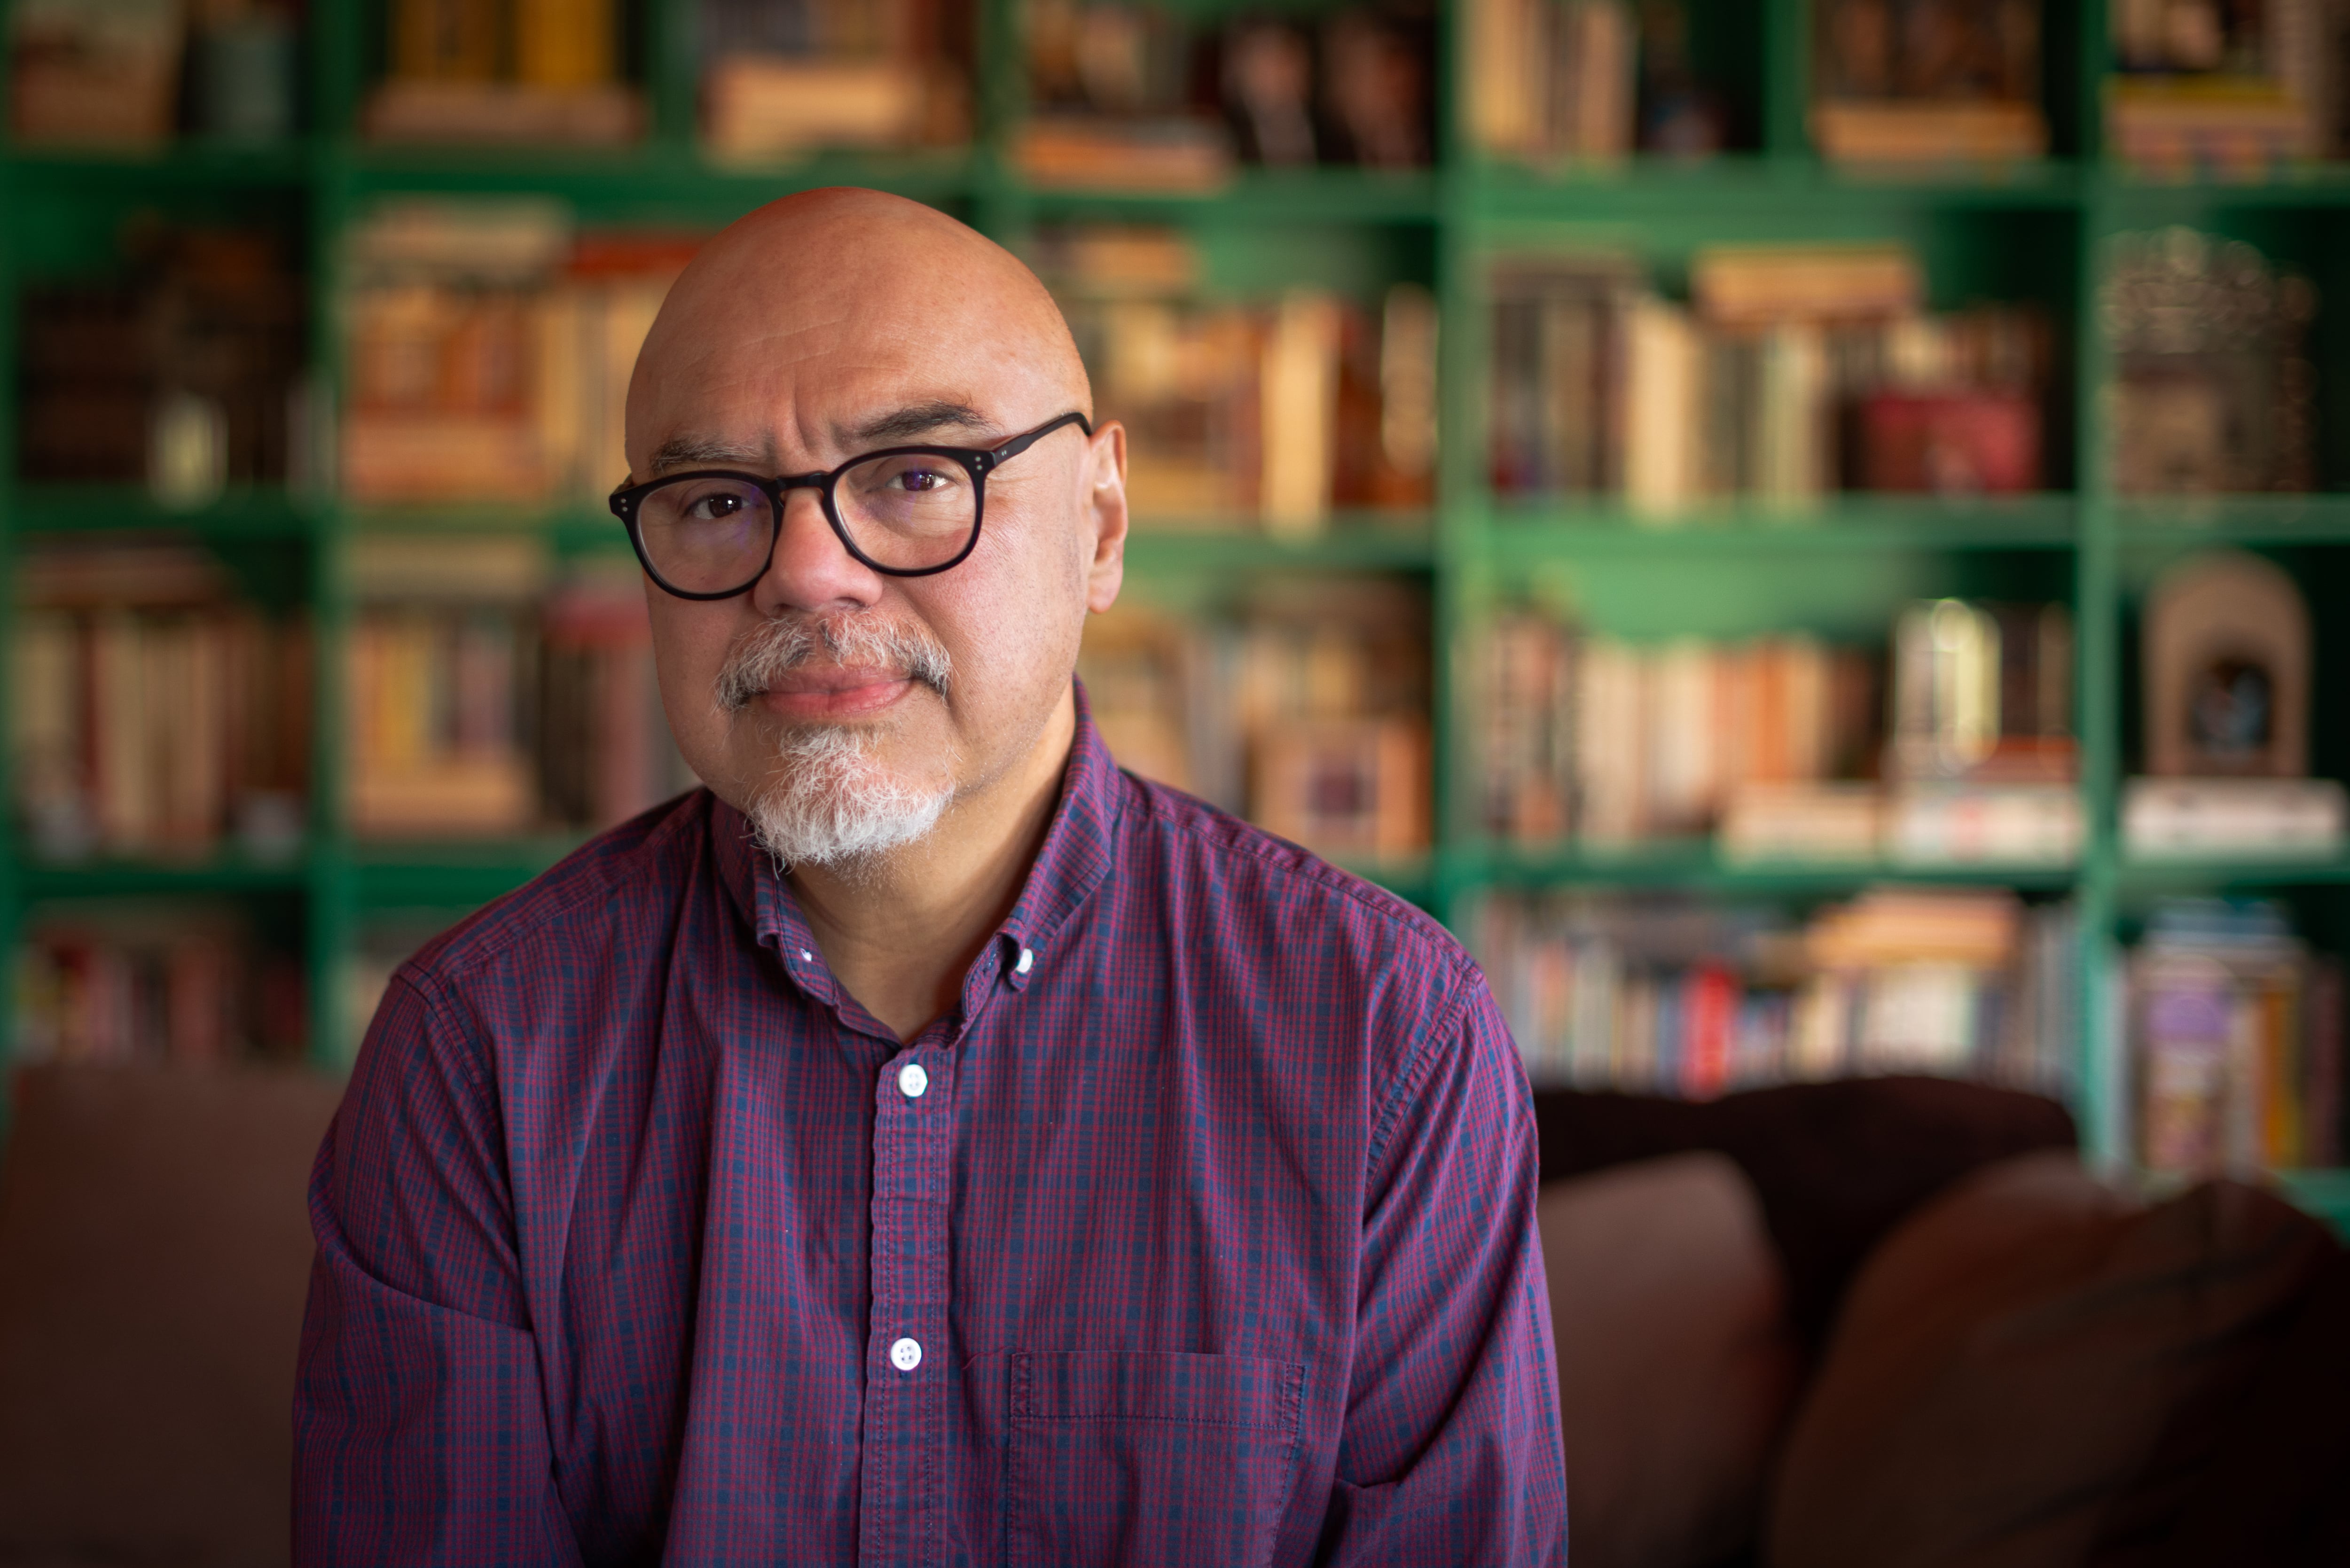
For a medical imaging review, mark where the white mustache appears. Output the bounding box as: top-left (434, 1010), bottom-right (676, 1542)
top-left (713, 614), bottom-right (953, 714)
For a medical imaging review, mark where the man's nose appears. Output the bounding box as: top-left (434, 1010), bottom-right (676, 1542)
top-left (751, 485), bottom-right (883, 616)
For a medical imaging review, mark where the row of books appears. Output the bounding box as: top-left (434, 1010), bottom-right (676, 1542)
top-left (1489, 242), bottom-right (2052, 507)
top-left (1469, 594), bottom-right (2079, 858)
top-left (17, 224), bottom-right (307, 500)
top-left (1020, 0), bottom-right (1433, 188)
top-left (345, 539), bottom-right (698, 838)
top-left (1476, 888), bottom-right (2078, 1097)
top-left (1037, 226), bottom-right (1437, 528)
top-left (2131, 897), bottom-right (2344, 1173)
top-left (342, 203), bottom-right (693, 505)
top-left (1080, 580), bottom-right (1431, 860)
top-left (9, 0), bottom-right (298, 147)
top-left (2107, 0), bottom-right (2350, 177)
top-left (1465, 0), bottom-right (2350, 176)
top-left (1463, 0), bottom-right (1731, 162)
top-left (12, 542), bottom-right (309, 863)
top-left (14, 902), bottom-right (308, 1067)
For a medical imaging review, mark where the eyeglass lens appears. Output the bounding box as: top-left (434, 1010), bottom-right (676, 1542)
top-left (633, 452), bottom-right (979, 592)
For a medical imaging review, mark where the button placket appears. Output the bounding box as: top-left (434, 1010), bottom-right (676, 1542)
top-left (859, 1042), bottom-right (954, 1563)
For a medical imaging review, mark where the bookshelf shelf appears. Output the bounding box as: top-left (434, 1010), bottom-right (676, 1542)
top-left (2117, 855), bottom-right (2350, 892)
top-left (1456, 843), bottom-right (2082, 895)
top-left (352, 839), bottom-right (587, 909)
top-left (1124, 522), bottom-right (1437, 572)
top-left (338, 146), bottom-right (981, 206)
top-left (10, 486), bottom-right (320, 541)
top-left (1486, 496), bottom-right (2079, 555)
top-left (1007, 167), bottom-right (1442, 223)
top-left (1, 144), bottom-right (313, 189)
top-left (2113, 495), bottom-right (2350, 547)
top-left (16, 855), bottom-right (310, 897)
top-left (2, 0), bottom-right (2344, 1235)
top-left (1469, 156), bottom-right (2088, 220)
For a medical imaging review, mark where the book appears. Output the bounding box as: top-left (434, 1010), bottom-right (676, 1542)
top-left (372, 0), bottom-right (644, 146)
top-left (1043, 226), bottom-right (1429, 526)
top-left (2131, 896), bottom-right (2342, 1175)
top-left (1476, 887), bottom-right (2073, 1094)
top-left (1078, 579), bottom-right (1431, 859)
top-left (2107, 0), bottom-right (2330, 175)
top-left (13, 542), bottom-right (310, 863)
top-left (1490, 242), bottom-right (2045, 508)
top-left (8, 0), bottom-right (183, 148)
top-left (16, 901), bottom-right (307, 1066)
top-left (2123, 779), bottom-right (2349, 859)
top-left (342, 203), bottom-right (693, 506)
top-left (1811, 0), bottom-right (2047, 163)
top-left (2105, 228), bottom-right (2318, 495)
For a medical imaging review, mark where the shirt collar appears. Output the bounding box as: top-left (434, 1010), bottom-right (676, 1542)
top-left (711, 680), bottom-right (1124, 1002)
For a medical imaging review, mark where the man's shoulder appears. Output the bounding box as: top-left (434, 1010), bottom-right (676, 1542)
top-left (398, 789), bottom-right (713, 1001)
top-left (1111, 767), bottom-right (1473, 984)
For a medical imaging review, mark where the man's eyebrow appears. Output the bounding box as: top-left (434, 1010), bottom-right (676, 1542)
top-left (646, 434), bottom-right (764, 473)
top-left (846, 401), bottom-right (997, 446)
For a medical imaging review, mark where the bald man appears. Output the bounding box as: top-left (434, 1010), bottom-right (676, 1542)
top-left (295, 190), bottom-right (1564, 1566)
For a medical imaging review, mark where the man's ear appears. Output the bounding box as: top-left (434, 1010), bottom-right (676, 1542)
top-left (1083, 421), bottom-right (1129, 614)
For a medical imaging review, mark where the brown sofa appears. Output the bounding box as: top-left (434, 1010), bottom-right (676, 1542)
top-left (1535, 1077), bottom-right (2350, 1568)
top-left (0, 1064), bottom-right (2342, 1568)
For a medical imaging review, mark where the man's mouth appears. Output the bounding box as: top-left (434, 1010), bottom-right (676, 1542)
top-left (752, 664), bottom-right (917, 722)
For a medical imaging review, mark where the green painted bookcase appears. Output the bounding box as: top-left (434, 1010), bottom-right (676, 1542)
top-left (1, 0), bottom-right (2345, 1232)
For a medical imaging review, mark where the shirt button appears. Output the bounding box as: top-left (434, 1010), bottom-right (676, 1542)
top-left (799, 949), bottom-right (813, 962)
top-left (897, 1062), bottom-right (928, 1100)
top-left (1015, 947), bottom-right (1034, 975)
top-left (889, 1336), bottom-right (922, 1373)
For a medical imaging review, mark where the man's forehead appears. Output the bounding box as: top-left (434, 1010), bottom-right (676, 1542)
top-left (642, 398), bottom-right (1004, 475)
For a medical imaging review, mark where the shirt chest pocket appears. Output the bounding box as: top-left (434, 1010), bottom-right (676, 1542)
top-left (1005, 1350), bottom-right (1305, 1568)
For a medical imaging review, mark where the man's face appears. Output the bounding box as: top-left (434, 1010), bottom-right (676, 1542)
top-left (626, 209), bottom-right (1125, 863)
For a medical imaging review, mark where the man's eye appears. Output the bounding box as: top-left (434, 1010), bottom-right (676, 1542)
top-left (685, 493), bottom-right (744, 521)
top-left (895, 468), bottom-right (952, 492)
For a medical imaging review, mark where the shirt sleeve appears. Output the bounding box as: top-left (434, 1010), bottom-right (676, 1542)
top-left (293, 971), bottom-right (583, 1568)
top-left (1317, 967), bottom-right (1569, 1566)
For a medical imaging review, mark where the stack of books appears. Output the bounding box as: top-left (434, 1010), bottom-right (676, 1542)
top-left (2105, 228), bottom-right (2317, 495)
top-left (1810, 0), bottom-right (2048, 163)
top-left (1019, 0), bottom-right (1434, 189)
top-left (13, 541), bottom-right (310, 864)
top-left (2132, 898), bottom-right (2344, 1175)
top-left (366, 0), bottom-right (642, 145)
top-left (1080, 579), bottom-right (1431, 861)
top-left (1462, 0), bottom-right (1734, 162)
top-left (1477, 887), bottom-right (2077, 1096)
top-left (341, 202), bottom-right (697, 506)
top-left (8, 0), bottom-right (298, 147)
top-left (1037, 226), bottom-right (1438, 530)
top-left (701, 0), bottom-right (972, 161)
top-left (1489, 242), bottom-right (2049, 512)
top-left (17, 225), bottom-right (306, 500)
top-left (2108, 0), bottom-right (2333, 177)
top-left (15, 901), bottom-right (308, 1067)
top-left (1468, 593), bottom-right (2078, 866)
top-left (346, 538), bottom-right (697, 841)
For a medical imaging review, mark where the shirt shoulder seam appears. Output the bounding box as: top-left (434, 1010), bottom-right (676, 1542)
top-left (1364, 959), bottom-right (1477, 1178)
top-left (1129, 777), bottom-right (1456, 949)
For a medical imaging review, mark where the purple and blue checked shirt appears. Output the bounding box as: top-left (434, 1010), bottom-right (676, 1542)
top-left (295, 693), bottom-right (1567, 1565)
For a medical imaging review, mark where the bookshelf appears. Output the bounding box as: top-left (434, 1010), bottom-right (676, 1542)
top-left (0, 0), bottom-right (2345, 1233)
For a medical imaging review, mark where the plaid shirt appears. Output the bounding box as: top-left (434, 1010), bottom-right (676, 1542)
top-left (296, 692), bottom-right (1565, 1566)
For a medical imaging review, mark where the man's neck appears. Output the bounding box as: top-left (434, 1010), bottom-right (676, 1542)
top-left (786, 691), bottom-right (1077, 1042)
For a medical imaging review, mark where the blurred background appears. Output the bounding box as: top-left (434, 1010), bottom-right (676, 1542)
top-left (1, 0), bottom-right (2349, 1561)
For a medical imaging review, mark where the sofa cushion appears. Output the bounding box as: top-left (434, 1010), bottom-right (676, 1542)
top-left (1765, 1154), bottom-right (2338, 1568)
top-left (1543, 1152), bottom-right (1801, 1568)
top-left (0, 1061), bottom-right (343, 1568)
top-left (1534, 1077), bottom-right (2078, 1356)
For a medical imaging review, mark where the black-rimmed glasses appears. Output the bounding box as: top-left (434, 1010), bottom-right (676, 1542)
top-left (608, 411), bottom-right (1094, 601)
